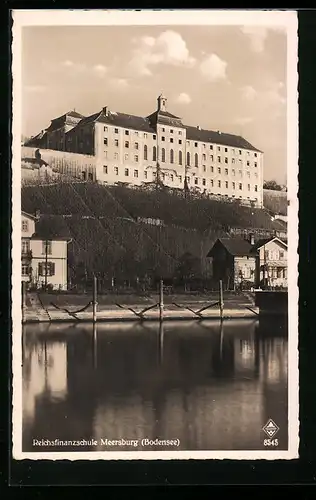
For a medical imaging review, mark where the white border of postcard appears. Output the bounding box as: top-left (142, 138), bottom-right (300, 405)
top-left (11, 9), bottom-right (299, 460)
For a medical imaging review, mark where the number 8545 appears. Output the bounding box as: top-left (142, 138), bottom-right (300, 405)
top-left (264, 439), bottom-right (278, 447)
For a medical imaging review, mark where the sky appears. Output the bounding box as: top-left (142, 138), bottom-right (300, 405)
top-left (21, 24), bottom-right (287, 183)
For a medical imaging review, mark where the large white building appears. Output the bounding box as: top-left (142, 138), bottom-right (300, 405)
top-left (25, 94), bottom-right (263, 207)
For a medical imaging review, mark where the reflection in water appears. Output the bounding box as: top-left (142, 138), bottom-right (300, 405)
top-left (22, 319), bottom-right (288, 452)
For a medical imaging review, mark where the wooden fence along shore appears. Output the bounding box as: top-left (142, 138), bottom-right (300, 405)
top-left (22, 279), bottom-right (287, 325)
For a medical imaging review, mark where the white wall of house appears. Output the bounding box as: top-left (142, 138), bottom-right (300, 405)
top-left (31, 239), bottom-right (68, 290)
top-left (258, 238), bottom-right (287, 287)
top-left (234, 256), bottom-right (256, 285)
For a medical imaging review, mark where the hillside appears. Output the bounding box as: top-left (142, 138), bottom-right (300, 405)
top-left (22, 183), bottom-right (285, 285)
top-left (263, 189), bottom-right (287, 216)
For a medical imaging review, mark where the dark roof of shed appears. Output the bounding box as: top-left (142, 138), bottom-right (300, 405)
top-left (184, 126), bottom-right (261, 152)
top-left (208, 237), bottom-right (254, 257)
top-left (32, 215), bottom-right (71, 240)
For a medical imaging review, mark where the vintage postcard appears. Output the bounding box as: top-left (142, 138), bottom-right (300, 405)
top-left (12, 9), bottom-right (299, 460)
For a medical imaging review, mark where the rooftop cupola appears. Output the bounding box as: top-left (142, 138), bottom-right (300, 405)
top-left (157, 93), bottom-right (167, 112)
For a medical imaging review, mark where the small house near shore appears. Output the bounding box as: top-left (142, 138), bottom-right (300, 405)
top-left (207, 235), bottom-right (288, 290)
top-left (21, 211), bottom-right (71, 290)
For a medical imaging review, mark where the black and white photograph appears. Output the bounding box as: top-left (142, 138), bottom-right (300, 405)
top-left (12, 9), bottom-right (298, 460)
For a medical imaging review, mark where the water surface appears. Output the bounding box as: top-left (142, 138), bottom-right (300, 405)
top-left (22, 319), bottom-right (288, 452)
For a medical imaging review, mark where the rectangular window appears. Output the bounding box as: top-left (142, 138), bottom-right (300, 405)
top-left (247, 171), bottom-right (250, 177)
top-left (104, 126), bottom-right (108, 132)
top-left (225, 181), bottom-right (228, 188)
top-left (179, 131), bottom-right (182, 135)
top-left (232, 169), bottom-right (235, 176)
top-left (115, 139), bottom-right (119, 147)
top-left (135, 131), bottom-right (139, 136)
top-left (22, 264), bottom-right (29, 276)
top-left (144, 133), bottom-right (147, 138)
top-left (22, 220), bottom-right (28, 232)
top-left (22, 239), bottom-right (30, 254)
top-left (179, 140), bottom-right (182, 145)
top-left (203, 165), bottom-right (206, 172)
top-left (239, 149), bottom-right (242, 155)
top-left (279, 251), bottom-right (284, 259)
top-left (248, 184), bottom-right (250, 191)
top-left (42, 240), bottom-right (52, 255)
top-left (218, 167), bottom-right (221, 174)
top-left (170, 129), bottom-right (173, 134)
top-left (218, 180), bottom-right (221, 188)
top-left (254, 162), bottom-right (257, 167)
top-left (114, 152), bottom-right (118, 160)
top-left (202, 178), bottom-right (206, 186)
top-left (202, 154), bottom-right (206, 161)
top-left (144, 171), bottom-right (148, 179)
top-left (104, 151), bottom-right (108, 158)
top-left (255, 172), bottom-right (258, 178)
top-left (239, 169), bottom-right (242, 176)
top-left (195, 142), bottom-right (198, 147)
top-left (218, 146), bottom-right (221, 151)
top-left (114, 167), bottom-right (118, 175)
top-left (211, 166), bottom-right (214, 173)
top-left (125, 130), bottom-right (129, 135)
top-left (170, 138), bottom-right (174, 143)
top-left (210, 145), bottom-right (213, 150)
top-left (38, 262), bottom-right (55, 277)
top-left (247, 161), bottom-right (250, 166)
top-left (254, 152), bottom-right (257, 157)
top-left (114, 128), bottom-right (119, 134)
top-left (162, 128), bottom-right (165, 132)
top-left (218, 156), bottom-right (221, 162)
top-left (104, 138), bottom-right (108, 145)
top-left (225, 168), bottom-right (228, 175)
top-left (153, 135), bottom-right (156, 140)
top-left (162, 137), bottom-right (165, 142)
top-left (170, 174), bottom-right (174, 181)
top-left (210, 154), bottom-right (214, 161)
top-left (125, 141), bottom-right (129, 148)
top-left (186, 177), bottom-right (190, 184)
top-left (179, 175), bottom-right (182, 183)
top-left (135, 142), bottom-right (139, 150)
top-left (239, 183), bottom-right (242, 190)
top-left (211, 180), bottom-right (214, 187)
top-left (195, 177), bottom-right (198, 185)
top-left (255, 185), bottom-right (258, 192)
top-left (124, 153), bottom-right (128, 160)
top-left (225, 147), bottom-right (228, 152)
top-left (103, 165), bottom-right (108, 174)
top-left (225, 157), bottom-right (228, 164)
top-left (134, 169), bottom-right (138, 178)
top-left (134, 155), bottom-right (139, 162)
top-left (232, 182), bottom-right (235, 189)
top-left (124, 168), bottom-right (129, 176)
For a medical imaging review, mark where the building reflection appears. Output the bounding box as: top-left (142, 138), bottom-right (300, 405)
top-left (22, 319), bottom-right (289, 452)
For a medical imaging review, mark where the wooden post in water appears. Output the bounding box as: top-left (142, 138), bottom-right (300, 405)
top-left (93, 274), bottom-right (98, 323)
top-left (219, 279), bottom-right (224, 321)
top-left (159, 279), bottom-right (164, 322)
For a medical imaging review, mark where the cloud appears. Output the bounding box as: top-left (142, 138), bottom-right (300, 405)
top-left (128, 30), bottom-right (195, 76)
top-left (24, 85), bottom-right (47, 93)
top-left (93, 64), bottom-right (107, 77)
top-left (240, 26), bottom-right (285, 53)
top-left (61, 60), bottom-right (86, 72)
top-left (234, 116), bottom-right (254, 126)
top-left (199, 54), bottom-right (227, 82)
top-left (241, 85), bottom-right (257, 101)
top-left (109, 77), bottom-right (129, 90)
top-left (176, 92), bottom-right (191, 104)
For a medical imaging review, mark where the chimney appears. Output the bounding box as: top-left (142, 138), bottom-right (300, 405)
top-left (102, 106), bottom-right (108, 116)
top-left (197, 125), bottom-right (201, 130)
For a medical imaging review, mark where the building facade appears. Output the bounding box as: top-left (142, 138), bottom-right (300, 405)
top-left (21, 212), bottom-right (69, 290)
top-left (24, 95), bottom-right (263, 207)
top-left (254, 237), bottom-right (288, 289)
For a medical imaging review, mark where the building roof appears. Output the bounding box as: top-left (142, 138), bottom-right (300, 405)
top-left (70, 109), bottom-right (156, 134)
top-left (208, 237), bottom-right (254, 257)
top-left (252, 236), bottom-right (288, 251)
top-left (184, 126), bottom-right (261, 152)
top-left (31, 215), bottom-right (71, 240)
top-left (22, 211), bottom-right (37, 220)
top-left (46, 110), bottom-right (86, 133)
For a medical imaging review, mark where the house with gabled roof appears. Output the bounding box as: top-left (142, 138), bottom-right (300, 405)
top-left (23, 94), bottom-right (264, 206)
top-left (207, 235), bottom-right (288, 290)
top-left (21, 211), bottom-right (71, 290)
